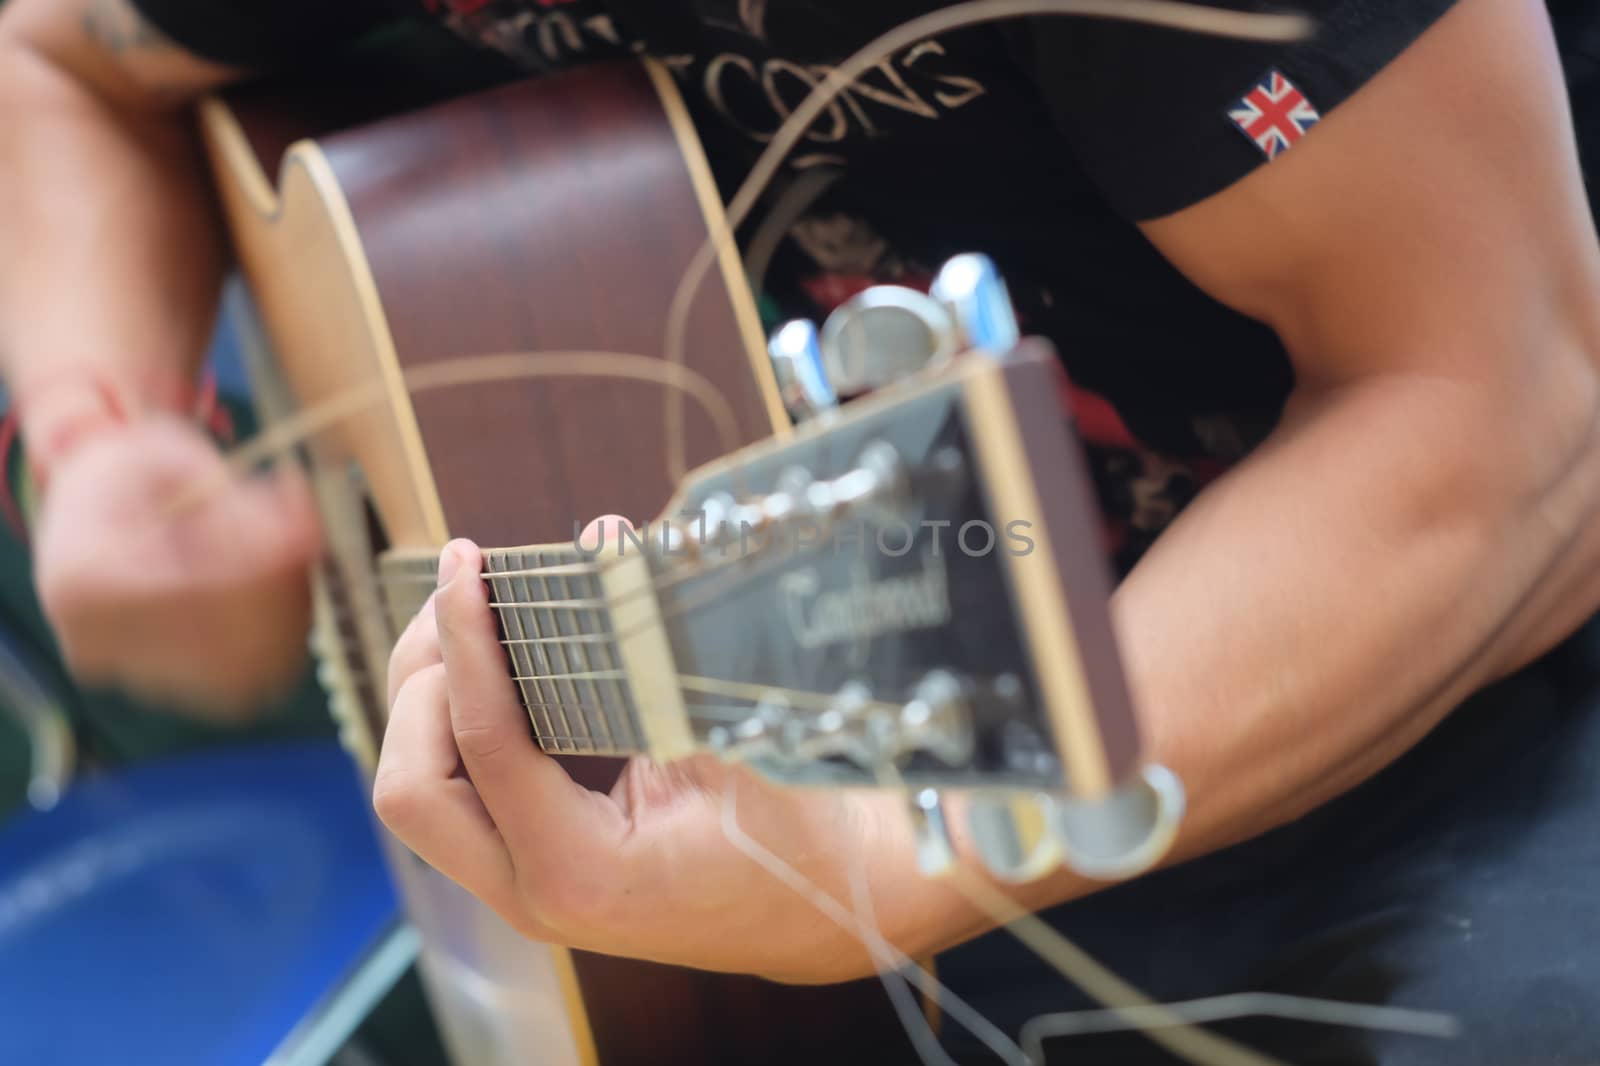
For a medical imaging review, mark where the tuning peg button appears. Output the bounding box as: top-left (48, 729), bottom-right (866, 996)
top-left (1049, 764), bottom-right (1186, 881)
top-left (819, 286), bottom-right (957, 396)
top-left (967, 793), bottom-right (1062, 884)
top-left (768, 319), bottom-right (838, 424)
top-left (931, 253), bottom-right (1020, 356)
top-left (910, 789), bottom-right (957, 877)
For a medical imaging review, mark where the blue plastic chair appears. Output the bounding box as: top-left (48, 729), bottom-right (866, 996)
top-left (0, 742), bottom-right (409, 1066)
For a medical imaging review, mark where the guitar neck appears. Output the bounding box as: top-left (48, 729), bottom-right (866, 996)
top-left (380, 548), bottom-right (649, 757)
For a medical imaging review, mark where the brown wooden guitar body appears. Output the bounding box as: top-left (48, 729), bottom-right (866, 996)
top-left (202, 61), bottom-right (916, 1066)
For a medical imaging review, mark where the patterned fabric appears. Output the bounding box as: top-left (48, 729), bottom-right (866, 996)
top-left (1228, 69), bottom-right (1322, 160)
top-left (130, 0), bottom-right (1466, 570)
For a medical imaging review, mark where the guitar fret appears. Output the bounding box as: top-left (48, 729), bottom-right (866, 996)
top-left (516, 550), bottom-right (577, 754)
top-left (550, 550), bottom-right (617, 753)
top-left (582, 592), bottom-right (617, 752)
top-left (537, 549), bottom-right (594, 754)
top-left (580, 578), bottom-right (613, 750)
top-left (587, 558), bottom-right (643, 753)
top-left (487, 553), bottom-right (556, 752)
top-left (591, 572), bottom-right (633, 752)
top-left (589, 577), bottom-right (638, 752)
top-left (471, 546), bottom-right (646, 758)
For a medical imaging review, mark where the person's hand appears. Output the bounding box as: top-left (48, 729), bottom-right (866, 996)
top-left (32, 414), bottom-right (322, 715)
top-left (374, 537), bottom-right (976, 983)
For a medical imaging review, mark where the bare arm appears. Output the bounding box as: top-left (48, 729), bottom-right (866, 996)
top-left (365, 0), bottom-right (1600, 984)
top-left (0, 0), bottom-right (321, 713)
top-left (0, 0), bottom-right (243, 456)
top-left (1101, 0), bottom-right (1600, 871)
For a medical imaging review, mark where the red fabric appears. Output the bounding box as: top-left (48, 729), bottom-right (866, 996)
top-left (0, 369), bottom-right (232, 543)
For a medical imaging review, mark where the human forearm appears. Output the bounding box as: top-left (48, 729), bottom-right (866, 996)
top-left (901, 360), bottom-right (1600, 951)
top-left (1080, 0), bottom-right (1600, 887)
top-left (1111, 366), bottom-right (1600, 865)
top-left (0, 1), bottom-right (318, 714)
top-left (0, 0), bottom-right (237, 465)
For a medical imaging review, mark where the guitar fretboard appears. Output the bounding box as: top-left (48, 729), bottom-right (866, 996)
top-left (379, 548), bottom-right (646, 756)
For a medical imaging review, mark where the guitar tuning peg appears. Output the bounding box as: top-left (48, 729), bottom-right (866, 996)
top-left (931, 253), bottom-right (1020, 356)
top-left (909, 788), bottom-right (957, 877)
top-left (819, 286), bottom-right (958, 397)
top-left (768, 319), bottom-right (839, 424)
top-left (1049, 764), bottom-right (1186, 881)
top-left (967, 792), bottom-right (1063, 884)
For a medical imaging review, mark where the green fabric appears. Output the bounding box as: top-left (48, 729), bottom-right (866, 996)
top-left (0, 704), bottom-right (31, 815)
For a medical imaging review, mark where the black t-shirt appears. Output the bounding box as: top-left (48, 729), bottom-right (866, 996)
top-left (137, 0), bottom-right (1481, 569)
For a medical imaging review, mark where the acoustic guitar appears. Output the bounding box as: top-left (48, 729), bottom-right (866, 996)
top-left (198, 59), bottom-right (1178, 1066)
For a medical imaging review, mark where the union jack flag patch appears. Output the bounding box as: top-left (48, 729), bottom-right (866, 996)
top-left (1228, 69), bottom-right (1321, 161)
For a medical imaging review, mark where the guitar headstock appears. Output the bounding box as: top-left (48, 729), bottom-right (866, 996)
top-left (612, 257), bottom-right (1184, 882)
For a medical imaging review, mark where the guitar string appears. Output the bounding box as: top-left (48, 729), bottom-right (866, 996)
top-left (331, 547), bottom-right (1468, 1059)
top-left (364, 549), bottom-right (1466, 1061)
top-left (379, 492), bottom-right (891, 667)
top-left (381, 18), bottom-right (1409, 1058)
top-left (338, 560), bottom-right (897, 737)
top-left (372, 530), bottom-right (847, 693)
top-left (393, 576), bottom-right (905, 716)
top-left (324, 589), bottom-right (915, 739)
top-left (871, 765), bottom-right (1459, 1066)
top-left (376, 503), bottom-right (817, 613)
top-left (340, 551), bottom-right (1471, 1061)
top-left (353, 549), bottom-right (1088, 1065)
top-left (340, 546), bottom-right (1468, 1060)
top-left (718, 755), bottom-right (1444, 1066)
top-left (161, 350), bottom-right (744, 525)
top-left (843, 858), bottom-right (963, 1066)
top-left (656, 0), bottom-right (1314, 484)
top-left (343, 569), bottom-right (913, 741)
top-left (698, 690), bottom-right (1462, 1063)
top-left (164, 346), bottom-right (767, 753)
top-left (716, 776), bottom-right (1033, 1066)
top-left (210, 6), bottom-right (1442, 1059)
top-left (952, 869), bottom-right (1464, 1064)
top-left (377, 552), bottom-right (1260, 1066)
top-left (872, 759), bottom-right (1282, 1066)
top-left (947, 869), bottom-right (1462, 1064)
top-left (340, 352), bottom-right (1003, 671)
top-left (184, 6), bottom-right (1320, 717)
top-left (1018, 995), bottom-right (1460, 1062)
top-left (377, 551), bottom-right (816, 724)
top-left (369, 548), bottom-right (932, 763)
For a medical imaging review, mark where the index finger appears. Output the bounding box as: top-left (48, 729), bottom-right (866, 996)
top-left (432, 540), bottom-right (625, 869)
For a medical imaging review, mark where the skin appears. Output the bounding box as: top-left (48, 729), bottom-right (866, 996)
top-left (378, 0), bottom-right (1600, 980)
top-left (0, 0), bottom-right (319, 714)
top-left (3, 0), bottom-right (1599, 980)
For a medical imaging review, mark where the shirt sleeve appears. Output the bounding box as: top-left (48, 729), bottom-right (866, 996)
top-left (128, 0), bottom-right (408, 70)
top-left (1011, 0), bottom-right (1460, 221)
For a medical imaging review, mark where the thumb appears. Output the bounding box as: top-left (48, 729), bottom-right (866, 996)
top-left (578, 514), bottom-right (635, 558)
top-left (201, 461), bottom-right (322, 574)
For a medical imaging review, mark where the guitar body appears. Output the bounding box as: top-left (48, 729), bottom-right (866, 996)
top-left (202, 62), bottom-right (915, 1066)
